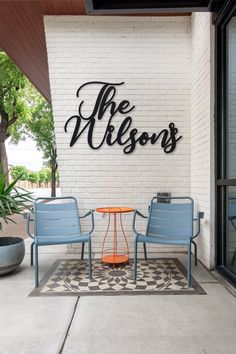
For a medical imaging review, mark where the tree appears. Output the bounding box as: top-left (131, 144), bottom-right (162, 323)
top-left (27, 171), bottom-right (39, 184)
top-left (0, 52), bottom-right (29, 177)
top-left (0, 51), bottom-right (59, 195)
top-left (26, 100), bottom-right (58, 197)
top-left (38, 168), bottom-right (47, 186)
top-left (11, 165), bottom-right (29, 181)
top-left (56, 169), bottom-right (60, 186)
top-left (44, 168), bottom-right (51, 187)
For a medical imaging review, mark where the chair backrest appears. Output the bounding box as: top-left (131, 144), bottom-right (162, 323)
top-left (229, 200), bottom-right (236, 230)
top-left (34, 197), bottom-right (81, 239)
top-left (146, 196), bottom-right (194, 240)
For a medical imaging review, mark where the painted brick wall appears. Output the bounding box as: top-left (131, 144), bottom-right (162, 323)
top-left (45, 16), bottom-right (191, 257)
top-left (190, 13), bottom-right (215, 269)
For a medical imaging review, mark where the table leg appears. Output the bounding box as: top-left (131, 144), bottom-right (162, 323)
top-left (113, 213), bottom-right (117, 268)
top-left (119, 212), bottom-right (129, 262)
top-left (101, 213), bottom-right (111, 263)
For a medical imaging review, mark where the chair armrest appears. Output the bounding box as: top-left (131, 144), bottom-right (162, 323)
top-left (192, 211), bottom-right (204, 239)
top-left (79, 210), bottom-right (95, 234)
top-left (23, 212), bottom-right (34, 239)
top-left (133, 210), bottom-right (148, 235)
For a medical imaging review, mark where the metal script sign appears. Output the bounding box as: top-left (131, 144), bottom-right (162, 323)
top-left (64, 81), bottom-right (182, 154)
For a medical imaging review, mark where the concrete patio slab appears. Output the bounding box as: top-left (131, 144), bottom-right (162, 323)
top-left (0, 283), bottom-right (76, 354)
top-left (63, 283), bottom-right (236, 354)
top-left (0, 238), bottom-right (235, 354)
top-left (0, 240), bottom-right (77, 354)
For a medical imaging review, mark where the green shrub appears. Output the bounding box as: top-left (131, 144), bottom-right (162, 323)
top-left (28, 171), bottom-right (39, 184)
top-left (0, 172), bottom-right (33, 230)
top-left (38, 169), bottom-right (47, 184)
top-left (11, 166), bottom-right (29, 181)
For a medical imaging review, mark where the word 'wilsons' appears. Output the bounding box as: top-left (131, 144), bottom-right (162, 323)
top-left (64, 81), bottom-right (182, 154)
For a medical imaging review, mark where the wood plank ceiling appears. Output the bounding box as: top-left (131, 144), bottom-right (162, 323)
top-left (0, 0), bottom-right (190, 102)
top-left (0, 1), bottom-right (85, 102)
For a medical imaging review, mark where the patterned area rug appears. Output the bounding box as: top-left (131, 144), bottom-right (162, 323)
top-left (29, 258), bottom-right (206, 296)
top-left (30, 258), bottom-right (206, 296)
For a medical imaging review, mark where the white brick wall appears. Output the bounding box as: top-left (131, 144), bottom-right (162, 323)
top-left (190, 13), bottom-right (215, 269)
top-left (45, 16), bottom-right (191, 257)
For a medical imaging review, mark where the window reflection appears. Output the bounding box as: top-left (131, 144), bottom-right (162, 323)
top-left (226, 17), bottom-right (236, 178)
top-left (227, 187), bottom-right (236, 273)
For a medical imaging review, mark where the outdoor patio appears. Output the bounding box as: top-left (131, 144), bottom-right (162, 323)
top-left (1, 1), bottom-right (236, 353)
top-left (0, 239), bottom-right (235, 354)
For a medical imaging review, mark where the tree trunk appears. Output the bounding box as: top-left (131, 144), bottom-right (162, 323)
top-left (51, 166), bottom-right (56, 197)
top-left (51, 148), bottom-right (58, 198)
top-left (0, 139), bottom-right (8, 177)
top-left (0, 110), bottom-right (9, 181)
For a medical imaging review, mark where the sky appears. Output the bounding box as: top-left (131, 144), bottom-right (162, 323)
top-left (6, 138), bottom-right (44, 171)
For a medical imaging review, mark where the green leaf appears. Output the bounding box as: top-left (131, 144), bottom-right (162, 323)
top-left (0, 170), bottom-right (33, 226)
top-left (4, 175), bottom-right (22, 194)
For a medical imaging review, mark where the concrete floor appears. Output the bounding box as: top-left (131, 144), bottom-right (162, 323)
top-left (0, 239), bottom-right (235, 354)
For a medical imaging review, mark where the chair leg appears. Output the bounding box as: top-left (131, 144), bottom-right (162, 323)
top-left (31, 241), bottom-right (35, 266)
top-left (81, 242), bottom-right (85, 260)
top-left (191, 240), bottom-right (198, 266)
top-left (88, 239), bottom-right (92, 280)
top-left (188, 243), bottom-right (192, 288)
top-left (134, 238), bottom-right (138, 282)
top-left (143, 242), bottom-right (147, 260)
top-left (35, 244), bottom-right (39, 288)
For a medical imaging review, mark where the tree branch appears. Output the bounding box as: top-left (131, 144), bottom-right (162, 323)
top-left (7, 112), bottom-right (18, 127)
top-left (7, 96), bottom-right (18, 127)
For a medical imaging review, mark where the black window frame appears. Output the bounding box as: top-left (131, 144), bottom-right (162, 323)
top-left (214, 0), bottom-right (236, 286)
top-left (85, 0), bottom-right (215, 14)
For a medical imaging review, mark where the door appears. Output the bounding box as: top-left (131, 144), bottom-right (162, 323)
top-left (216, 3), bottom-right (236, 285)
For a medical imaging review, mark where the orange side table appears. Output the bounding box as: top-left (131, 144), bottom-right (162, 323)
top-left (96, 207), bottom-right (134, 266)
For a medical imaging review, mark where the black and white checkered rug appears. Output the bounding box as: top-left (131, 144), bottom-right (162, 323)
top-left (30, 258), bottom-right (206, 296)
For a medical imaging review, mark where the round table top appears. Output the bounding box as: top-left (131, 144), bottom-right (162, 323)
top-left (96, 207), bottom-right (134, 214)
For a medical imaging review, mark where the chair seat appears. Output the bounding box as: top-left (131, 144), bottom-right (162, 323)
top-left (36, 233), bottom-right (90, 246)
top-left (137, 233), bottom-right (191, 246)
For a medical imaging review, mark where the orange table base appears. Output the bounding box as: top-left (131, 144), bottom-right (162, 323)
top-left (102, 254), bottom-right (129, 264)
top-left (96, 207), bottom-right (134, 266)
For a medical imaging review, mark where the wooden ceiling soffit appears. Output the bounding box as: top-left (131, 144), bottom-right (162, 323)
top-left (0, 0), bottom-right (216, 102)
top-left (0, 1), bottom-right (51, 101)
top-left (39, 1), bottom-right (86, 15)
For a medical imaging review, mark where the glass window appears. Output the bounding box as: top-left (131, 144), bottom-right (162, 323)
top-left (226, 186), bottom-right (236, 273)
top-left (226, 17), bottom-right (236, 178)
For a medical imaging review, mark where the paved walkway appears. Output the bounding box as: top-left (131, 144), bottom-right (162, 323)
top-left (0, 239), bottom-right (235, 354)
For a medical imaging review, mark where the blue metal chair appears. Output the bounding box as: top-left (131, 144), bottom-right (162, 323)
top-left (24, 197), bottom-right (94, 287)
top-left (133, 196), bottom-right (203, 287)
top-left (156, 192), bottom-right (200, 266)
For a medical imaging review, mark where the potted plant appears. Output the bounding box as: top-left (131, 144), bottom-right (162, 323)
top-left (0, 172), bottom-right (33, 275)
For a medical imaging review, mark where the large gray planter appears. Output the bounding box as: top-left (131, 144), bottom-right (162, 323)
top-left (0, 237), bottom-right (25, 275)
